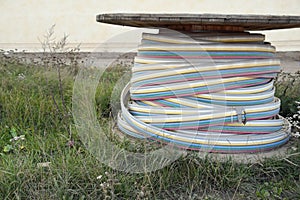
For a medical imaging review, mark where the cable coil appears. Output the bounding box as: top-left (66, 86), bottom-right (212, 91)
top-left (117, 30), bottom-right (290, 153)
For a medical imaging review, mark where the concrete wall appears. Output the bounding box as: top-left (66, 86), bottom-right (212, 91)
top-left (1, 0), bottom-right (300, 51)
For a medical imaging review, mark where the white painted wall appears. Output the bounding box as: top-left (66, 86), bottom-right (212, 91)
top-left (1, 0), bottom-right (300, 51)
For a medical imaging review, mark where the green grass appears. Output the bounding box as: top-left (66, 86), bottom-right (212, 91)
top-left (275, 71), bottom-right (300, 117)
top-left (0, 60), bottom-right (300, 199)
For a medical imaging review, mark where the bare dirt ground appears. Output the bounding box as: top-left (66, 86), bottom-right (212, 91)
top-left (6, 51), bottom-right (300, 73)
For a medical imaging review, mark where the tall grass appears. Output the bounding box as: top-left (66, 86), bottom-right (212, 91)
top-left (275, 71), bottom-right (300, 117)
top-left (0, 56), bottom-right (299, 199)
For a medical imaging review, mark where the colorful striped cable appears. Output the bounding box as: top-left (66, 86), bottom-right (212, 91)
top-left (117, 30), bottom-right (290, 153)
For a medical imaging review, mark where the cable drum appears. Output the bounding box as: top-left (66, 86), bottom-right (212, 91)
top-left (117, 30), bottom-right (290, 153)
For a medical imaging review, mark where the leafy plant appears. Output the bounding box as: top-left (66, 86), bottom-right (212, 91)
top-left (2, 127), bottom-right (26, 154)
top-left (256, 181), bottom-right (284, 200)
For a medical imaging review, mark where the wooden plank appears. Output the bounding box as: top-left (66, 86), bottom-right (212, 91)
top-left (96, 13), bottom-right (300, 31)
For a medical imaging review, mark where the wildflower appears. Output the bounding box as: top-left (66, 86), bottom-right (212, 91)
top-left (293, 114), bottom-right (299, 118)
top-left (17, 73), bottom-right (26, 80)
top-left (66, 140), bottom-right (75, 147)
top-left (9, 135), bottom-right (25, 142)
top-left (97, 175), bottom-right (103, 180)
top-left (292, 132), bottom-right (300, 138)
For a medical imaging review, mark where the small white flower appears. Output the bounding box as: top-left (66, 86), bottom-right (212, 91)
top-left (139, 191), bottom-right (145, 197)
top-left (9, 135), bottom-right (25, 142)
top-left (292, 132), bottom-right (300, 138)
top-left (17, 73), bottom-right (26, 80)
top-left (291, 146), bottom-right (297, 151)
top-left (97, 175), bottom-right (103, 180)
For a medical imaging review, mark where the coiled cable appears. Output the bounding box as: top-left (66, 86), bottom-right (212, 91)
top-left (117, 30), bottom-right (290, 153)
